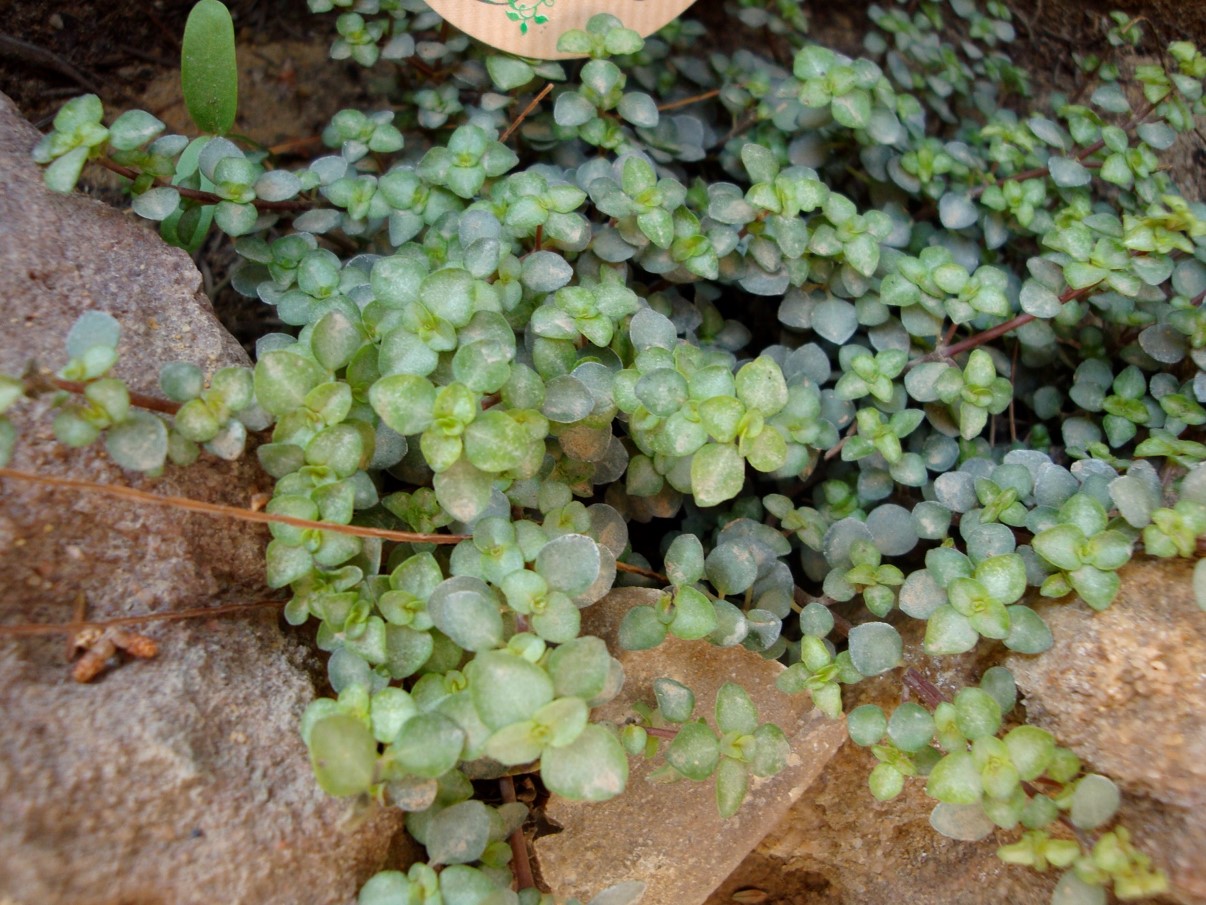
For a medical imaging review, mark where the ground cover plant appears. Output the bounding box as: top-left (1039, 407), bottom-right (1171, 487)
top-left (4, 0), bottom-right (1206, 902)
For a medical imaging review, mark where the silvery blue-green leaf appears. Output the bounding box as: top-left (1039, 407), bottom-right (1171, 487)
top-left (1090, 82), bottom-right (1130, 114)
top-left (934, 472), bottom-right (978, 513)
top-left (384, 625), bottom-right (433, 679)
top-left (1052, 872), bottom-right (1107, 905)
top-left (0, 419), bottom-right (14, 468)
top-left (926, 750), bottom-right (982, 804)
top-left (691, 443), bottom-right (745, 507)
top-left (309, 714), bottom-right (376, 797)
top-left (1108, 473), bottom-right (1159, 528)
top-left (255, 169), bottom-right (302, 202)
top-left (369, 373), bottom-right (436, 434)
top-left (537, 534), bottom-right (601, 596)
top-left (554, 91), bottom-right (596, 128)
top-left (813, 297), bottom-right (858, 344)
top-left (358, 871), bottom-right (410, 905)
top-left (979, 665), bottom-right (1017, 715)
top-left (434, 459), bottom-right (493, 523)
top-left (108, 108), bottom-right (164, 150)
top-left (42, 145), bottom-right (89, 194)
top-left (798, 600), bottom-right (834, 637)
top-left (705, 541), bottom-right (759, 597)
top-left (848, 622), bottom-right (902, 676)
top-left (925, 605), bottom-right (978, 655)
top-left (428, 576), bottom-right (503, 651)
top-left (888, 702), bottom-right (935, 752)
top-left (1019, 278), bottom-right (1062, 317)
top-left (1028, 116), bottom-right (1067, 149)
top-left (425, 800), bottom-right (491, 865)
top-left (468, 649), bottom-right (554, 731)
top-left (132, 186), bottom-right (181, 221)
top-left (741, 142), bottom-right (779, 184)
top-left (671, 586), bottom-right (719, 640)
top-left (66, 310), bottom-right (120, 359)
top-left (618, 91), bottom-right (658, 128)
top-left (666, 720), bottom-right (720, 780)
top-left (1048, 157), bottom-right (1091, 187)
top-left (619, 604), bottom-right (667, 650)
top-left (1137, 121), bottom-right (1176, 150)
top-left (664, 533), bottom-right (705, 587)
top-left (847, 704), bottom-right (887, 747)
top-left (439, 865), bottom-right (509, 905)
top-left (587, 881), bottom-right (646, 905)
top-left (715, 756), bottom-right (750, 818)
top-left (899, 569), bottom-right (945, 619)
top-left (929, 802), bottom-right (994, 841)
top-left (541, 724), bottom-right (628, 801)
top-left (1138, 324), bottom-right (1187, 364)
top-left (486, 55), bottom-right (535, 91)
top-left (106, 411), bottom-right (169, 472)
top-left (628, 307), bottom-right (677, 350)
top-left (822, 517), bottom-right (874, 567)
top-left (938, 193), bottom-right (978, 230)
top-left (715, 682), bottom-right (758, 735)
top-left (522, 251), bottom-right (573, 293)
top-left (547, 635), bottom-right (614, 702)
top-left (912, 500), bottom-right (953, 540)
top-left (653, 678), bottom-right (695, 723)
top-left (214, 200), bottom-right (258, 237)
top-left (867, 503), bottom-right (917, 555)
top-left (542, 375), bottom-right (595, 423)
top-left (1069, 774), bottom-right (1120, 829)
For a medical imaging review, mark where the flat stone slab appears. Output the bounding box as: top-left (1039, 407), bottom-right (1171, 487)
top-left (535, 588), bottom-right (847, 905)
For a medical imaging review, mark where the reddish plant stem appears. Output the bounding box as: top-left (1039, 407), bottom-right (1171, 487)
top-left (0, 467), bottom-right (469, 545)
top-left (0, 598), bottom-right (286, 637)
top-left (615, 560), bottom-right (667, 583)
top-left (657, 88), bottom-right (721, 112)
top-left (922, 283), bottom-right (1095, 365)
top-left (45, 375), bottom-right (182, 416)
top-left (904, 668), bottom-right (947, 708)
top-left (501, 83), bottom-right (554, 143)
top-left (645, 726), bottom-right (678, 740)
top-left (96, 158), bottom-right (311, 212)
top-left (499, 775), bottom-right (536, 891)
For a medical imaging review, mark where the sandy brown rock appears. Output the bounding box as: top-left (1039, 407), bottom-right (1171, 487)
top-left (535, 588), bottom-right (847, 905)
top-left (708, 617), bottom-right (1056, 905)
top-left (1006, 559), bottom-right (1206, 905)
top-left (0, 91), bottom-right (400, 905)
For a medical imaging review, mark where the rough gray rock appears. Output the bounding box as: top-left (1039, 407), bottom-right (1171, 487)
top-left (536, 588), bottom-right (847, 905)
top-left (0, 90), bottom-right (400, 905)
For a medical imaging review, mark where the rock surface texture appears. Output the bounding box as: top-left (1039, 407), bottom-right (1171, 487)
top-left (1007, 559), bottom-right (1206, 905)
top-left (710, 562), bottom-right (1204, 905)
top-left (0, 91), bottom-right (400, 905)
top-left (536, 588), bottom-right (848, 905)
top-left (707, 617), bottom-right (1055, 905)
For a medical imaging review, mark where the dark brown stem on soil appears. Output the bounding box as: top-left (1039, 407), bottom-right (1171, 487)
top-left (0, 467), bottom-right (470, 545)
top-left (657, 88), bottom-right (721, 112)
top-left (500, 775), bottom-right (537, 891)
top-left (96, 158), bottom-right (312, 212)
top-left (904, 668), bottom-right (947, 708)
top-left (41, 376), bottom-right (182, 416)
top-left (501, 83), bottom-right (554, 143)
top-left (0, 597), bottom-right (286, 637)
top-left (615, 560), bottom-right (668, 583)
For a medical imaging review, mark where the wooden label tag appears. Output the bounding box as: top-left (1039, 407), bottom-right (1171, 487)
top-left (426, 0), bottom-right (698, 59)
